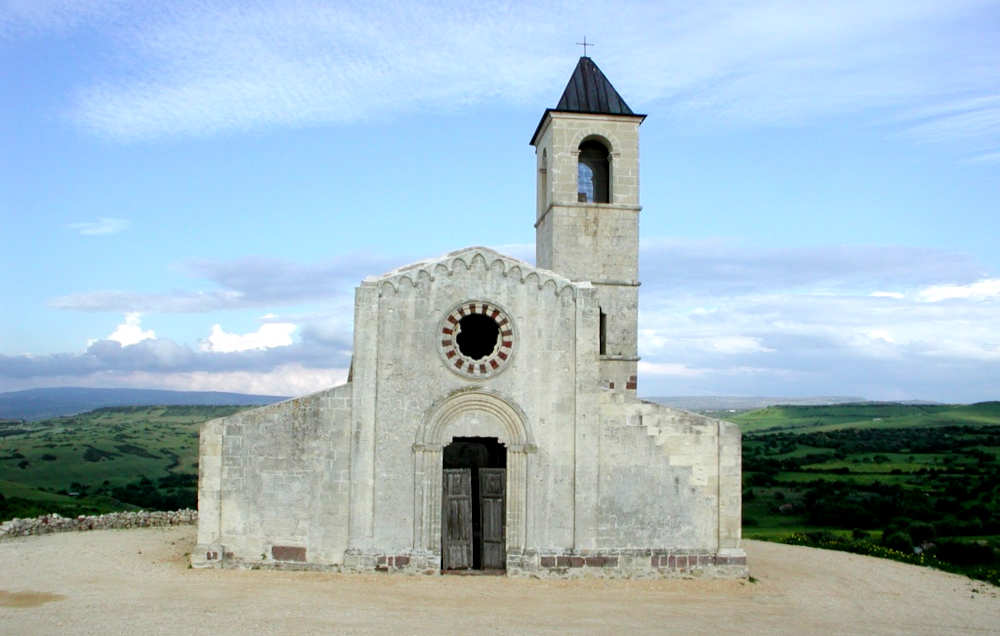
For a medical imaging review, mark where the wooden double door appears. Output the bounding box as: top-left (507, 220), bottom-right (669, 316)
top-left (442, 467), bottom-right (506, 571)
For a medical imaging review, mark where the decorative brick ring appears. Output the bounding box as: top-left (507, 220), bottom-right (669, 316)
top-left (439, 301), bottom-right (515, 379)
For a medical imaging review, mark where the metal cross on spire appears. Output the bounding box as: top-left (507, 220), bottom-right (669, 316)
top-left (576, 37), bottom-right (595, 57)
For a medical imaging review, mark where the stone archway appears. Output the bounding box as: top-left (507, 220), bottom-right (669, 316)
top-left (412, 390), bottom-right (535, 562)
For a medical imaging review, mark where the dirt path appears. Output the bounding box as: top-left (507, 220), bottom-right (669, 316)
top-left (1, 527), bottom-right (997, 635)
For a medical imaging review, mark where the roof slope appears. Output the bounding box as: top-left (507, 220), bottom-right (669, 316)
top-left (555, 56), bottom-right (634, 115)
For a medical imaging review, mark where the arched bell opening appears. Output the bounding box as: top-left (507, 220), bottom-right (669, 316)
top-left (577, 139), bottom-right (610, 203)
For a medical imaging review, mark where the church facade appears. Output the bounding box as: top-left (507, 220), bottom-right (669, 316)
top-left (193, 58), bottom-right (745, 577)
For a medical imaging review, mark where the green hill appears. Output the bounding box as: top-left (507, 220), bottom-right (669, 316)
top-left (0, 405), bottom-right (248, 520)
top-left (731, 401), bottom-right (1000, 434)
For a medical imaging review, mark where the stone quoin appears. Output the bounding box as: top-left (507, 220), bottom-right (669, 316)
top-left (193, 56), bottom-right (746, 578)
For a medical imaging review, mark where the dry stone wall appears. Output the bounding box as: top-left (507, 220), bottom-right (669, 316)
top-left (0, 509), bottom-right (197, 539)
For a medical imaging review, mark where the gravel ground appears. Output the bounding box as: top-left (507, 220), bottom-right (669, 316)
top-left (1, 526), bottom-right (998, 635)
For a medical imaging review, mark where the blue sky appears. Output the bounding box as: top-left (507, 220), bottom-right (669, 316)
top-left (1, 0), bottom-right (998, 401)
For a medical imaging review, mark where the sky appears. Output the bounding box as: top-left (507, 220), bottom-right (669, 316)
top-left (1, 0), bottom-right (998, 402)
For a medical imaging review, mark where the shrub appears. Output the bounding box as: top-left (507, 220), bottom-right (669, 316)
top-left (882, 531), bottom-right (913, 553)
top-left (933, 541), bottom-right (996, 566)
top-left (907, 521), bottom-right (936, 545)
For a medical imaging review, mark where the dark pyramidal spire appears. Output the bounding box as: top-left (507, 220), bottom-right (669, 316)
top-left (555, 56), bottom-right (634, 115)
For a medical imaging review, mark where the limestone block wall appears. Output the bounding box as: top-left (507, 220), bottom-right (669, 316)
top-left (353, 250), bottom-right (595, 557)
top-left (534, 112), bottom-right (642, 216)
top-left (193, 383), bottom-right (353, 568)
top-left (596, 395), bottom-right (743, 555)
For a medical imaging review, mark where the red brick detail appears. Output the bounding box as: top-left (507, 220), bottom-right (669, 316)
top-left (479, 364), bottom-right (486, 374)
top-left (497, 351), bottom-right (508, 360)
top-left (585, 556), bottom-right (605, 567)
top-left (650, 555), bottom-right (660, 567)
top-left (272, 546), bottom-right (306, 562)
top-left (556, 556), bottom-right (571, 567)
top-left (501, 340), bottom-right (512, 348)
top-left (501, 330), bottom-right (512, 338)
top-left (447, 316), bottom-right (458, 324)
top-left (498, 319), bottom-right (508, 327)
top-left (489, 359), bottom-right (498, 369)
top-left (540, 556), bottom-right (556, 568)
top-left (609, 382), bottom-right (615, 389)
top-left (676, 555), bottom-right (689, 569)
top-left (469, 304), bottom-right (477, 314)
top-left (491, 309), bottom-right (499, 319)
top-left (442, 327), bottom-right (453, 335)
top-left (441, 340), bottom-right (452, 347)
top-left (446, 350), bottom-right (456, 358)
top-left (667, 555), bottom-right (676, 568)
top-left (569, 557), bottom-right (585, 568)
top-left (454, 359), bottom-right (464, 369)
top-left (626, 382), bottom-right (637, 390)
top-left (395, 555), bottom-right (410, 567)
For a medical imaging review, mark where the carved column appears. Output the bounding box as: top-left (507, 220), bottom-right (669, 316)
top-left (412, 443), bottom-right (443, 553)
top-left (506, 445), bottom-right (529, 554)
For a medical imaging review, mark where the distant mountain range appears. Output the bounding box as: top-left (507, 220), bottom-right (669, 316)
top-left (0, 387), bottom-right (946, 422)
top-left (0, 387), bottom-right (289, 421)
top-left (647, 395), bottom-right (874, 411)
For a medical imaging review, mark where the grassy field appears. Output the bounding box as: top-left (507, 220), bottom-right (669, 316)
top-left (733, 402), bottom-right (1000, 584)
top-left (0, 405), bottom-right (246, 519)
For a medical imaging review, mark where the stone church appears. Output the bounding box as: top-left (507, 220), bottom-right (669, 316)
top-left (193, 57), bottom-right (745, 577)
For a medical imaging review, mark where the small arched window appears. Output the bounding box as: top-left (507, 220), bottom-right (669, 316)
top-left (578, 140), bottom-right (610, 203)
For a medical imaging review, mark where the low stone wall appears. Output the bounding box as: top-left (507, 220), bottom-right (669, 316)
top-left (0, 509), bottom-right (197, 539)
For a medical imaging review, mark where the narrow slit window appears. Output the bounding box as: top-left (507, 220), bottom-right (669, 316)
top-left (599, 309), bottom-right (607, 355)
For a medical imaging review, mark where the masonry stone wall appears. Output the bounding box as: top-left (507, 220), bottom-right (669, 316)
top-left (533, 112), bottom-right (643, 396)
top-left (1, 509), bottom-right (197, 539)
top-left (351, 249), bottom-right (593, 555)
top-left (193, 383), bottom-right (353, 568)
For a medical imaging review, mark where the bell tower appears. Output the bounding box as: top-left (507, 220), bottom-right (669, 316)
top-left (531, 57), bottom-right (645, 393)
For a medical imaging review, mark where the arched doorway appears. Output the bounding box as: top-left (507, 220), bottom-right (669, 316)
top-left (412, 390), bottom-right (535, 571)
top-left (442, 437), bottom-right (507, 571)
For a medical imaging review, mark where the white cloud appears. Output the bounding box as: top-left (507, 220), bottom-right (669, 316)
top-left (49, 253), bottom-right (394, 313)
top-left (918, 278), bottom-right (1000, 302)
top-left (699, 336), bottom-right (773, 355)
top-left (106, 312), bottom-right (155, 346)
top-left (862, 329), bottom-right (897, 344)
top-left (0, 363), bottom-right (348, 397)
top-left (871, 291), bottom-right (904, 299)
top-left (0, 0), bottom-right (988, 149)
top-left (201, 322), bottom-right (296, 353)
top-left (969, 151), bottom-right (1000, 163)
top-left (637, 362), bottom-right (705, 377)
top-left (67, 217), bottom-right (130, 236)
top-left (125, 363), bottom-right (347, 396)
